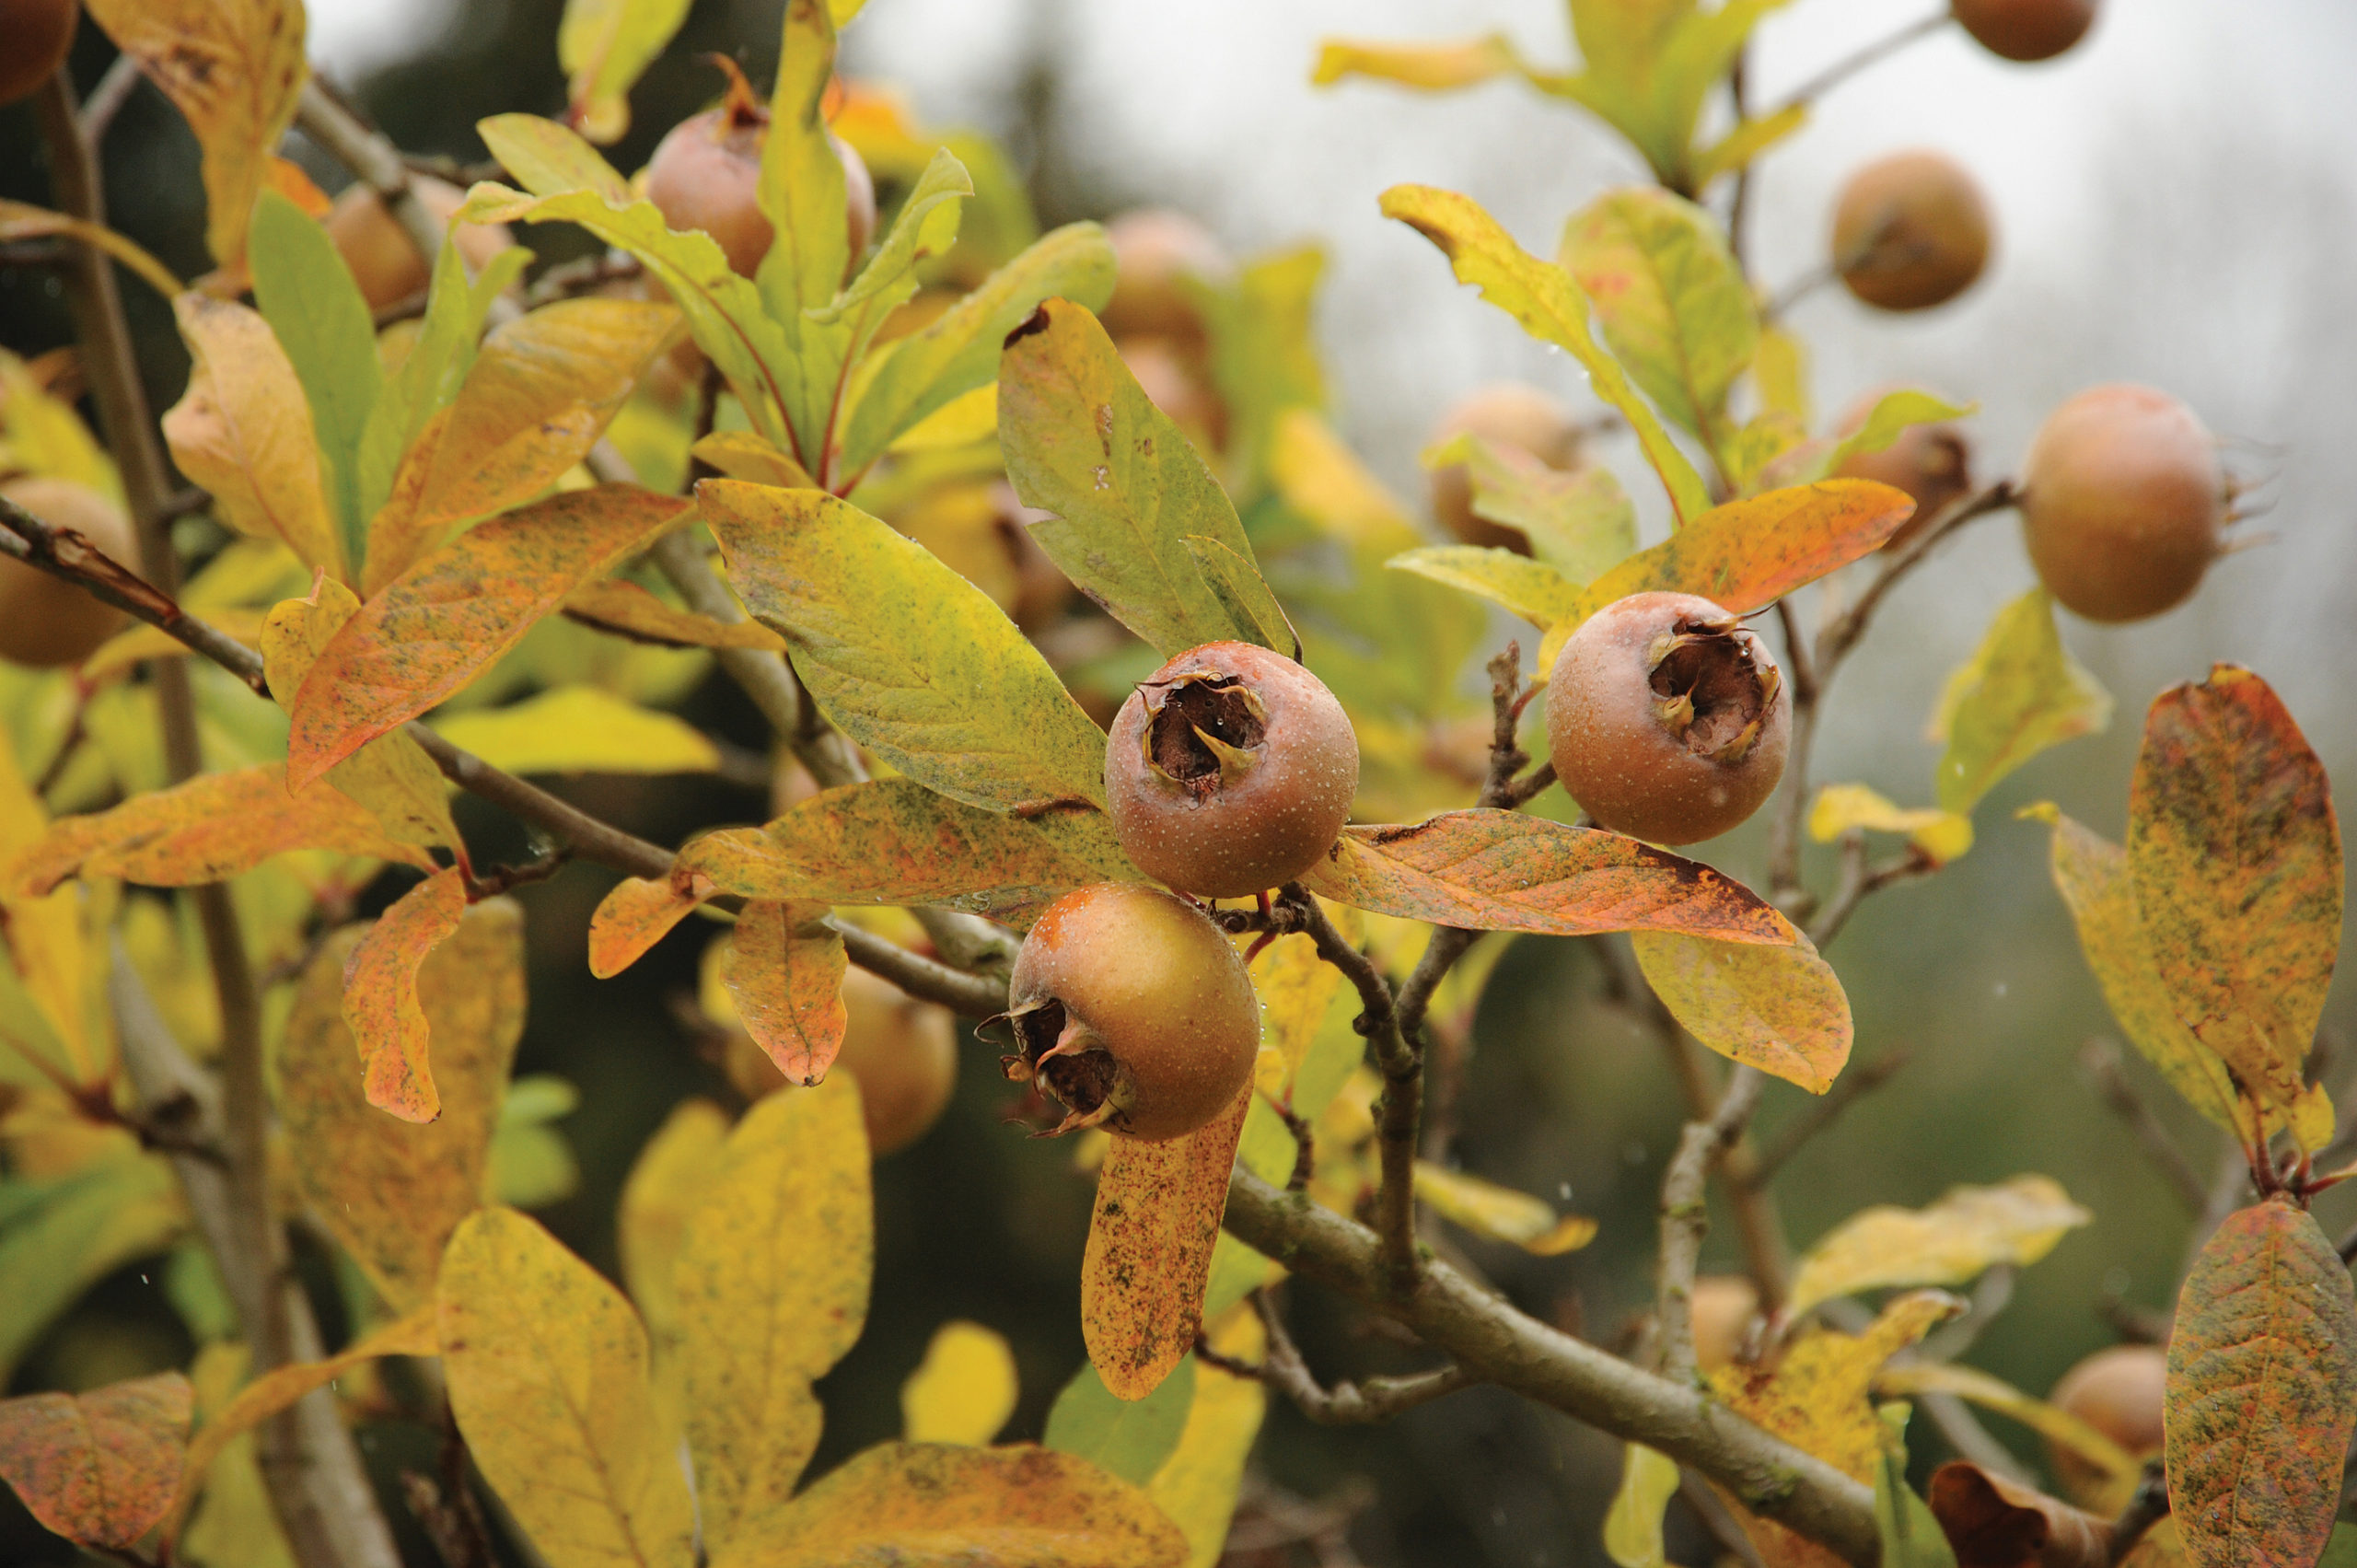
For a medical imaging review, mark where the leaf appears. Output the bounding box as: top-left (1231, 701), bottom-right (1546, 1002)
top-left (0, 201), bottom-right (185, 301)
top-left (1312, 34), bottom-right (1531, 90)
top-left (1379, 183), bottom-right (1710, 524)
top-left (438, 1207), bottom-right (695, 1568)
top-left (0, 1372), bottom-right (191, 1551)
top-left (82, 0), bottom-right (308, 269)
top-left (285, 484), bottom-right (693, 788)
top-left (563, 577), bottom-right (790, 652)
top-left (1145, 1311), bottom-right (1266, 1568)
top-left (999, 297), bottom-right (1283, 656)
top-left (1825, 389), bottom-right (1976, 480)
top-left (587, 872), bottom-right (708, 979)
top-left (1299, 811), bottom-right (1789, 943)
top-left (1785, 1176), bottom-right (2092, 1319)
top-left (1045, 1357), bottom-right (1198, 1484)
top-left (709, 1443), bottom-right (1188, 1568)
top-left (1809, 783), bottom-right (1974, 866)
top-left (343, 866), bottom-right (470, 1124)
top-left (1632, 922), bottom-right (1852, 1093)
top-left (367, 298), bottom-right (681, 589)
top-left (1419, 430), bottom-right (1637, 583)
top-left (1692, 104), bottom-right (1809, 187)
top-left (1872, 1363), bottom-right (2141, 1488)
top-left (722, 900), bottom-right (848, 1086)
top-left (1560, 187), bottom-right (1755, 447)
top-left (676, 1077), bottom-right (871, 1548)
top-left (355, 242), bottom-right (531, 527)
top-left (0, 1161), bottom-right (184, 1388)
top-left (1561, 0), bottom-right (1792, 191)
top-left (692, 428), bottom-right (819, 488)
top-left (559, 0), bottom-right (693, 141)
top-left (755, 0), bottom-right (852, 459)
top-left (1925, 1461), bottom-right (2111, 1568)
top-left (2166, 1195), bottom-right (2357, 1568)
top-left (1387, 545), bottom-right (1584, 629)
top-left (161, 293), bottom-right (344, 577)
top-left (1271, 407), bottom-right (1418, 550)
top-left (281, 902), bottom-right (524, 1308)
top-left (1604, 1443), bottom-right (1682, 1568)
top-left (9, 764), bottom-right (435, 898)
top-left (616, 1098), bottom-right (729, 1351)
top-left (1413, 1162), bottom-right (1596, 1255)
top-left (900, 1320), bottom-right (1018, 1446)
top-left (248, 188), bottom-right (381, 569)
top-left (1873, 1407), bottom-right (1959, 1568)
top-left (432, 685), bottom-right (721, 776)
top-left (2127, 666), bottom-right (2340, 1120)
top-left (1932, 589), bottom-right (2111, 814)
top-left (1083, 1086), bottom-right (1251, 1400)
top-left (701, 482), bottom-right (1109, 813)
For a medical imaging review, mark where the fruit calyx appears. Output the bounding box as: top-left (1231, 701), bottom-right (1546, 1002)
top-left (995, 998), bottom-right (1130, 1136)
top-left (1138, 670), bottom-right (1269, 801)
top-left (1645, 613), bottom-right (1782, 766)
top-left (702, 53), bottom-right (769, 137)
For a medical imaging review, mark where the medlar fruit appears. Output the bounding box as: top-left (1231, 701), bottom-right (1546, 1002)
top-left (1953, 0), bottom-right (2097, 63)
top-left (1000, 883), bottom-right (1260, 1141)
top-left (0, 476), bottom-right (134, 667)
top-left (0, 0), bottom-right (75, 107)
top-left (2047, 1344), bottom-right (2163, 1504)
top-left (2020, 383), bottom-right (2223, 622)
top-left (1546, 592), bottom-right (1790, 846)
top-left (1831, 389), bottom-right (1973, 550)
top-left (1689, 1275), bottom-right (1762, 1372)
top-left (1120, 336), bottom-right (1228, 454)
top-left (725, 965), bottom-right (958, 1156)
top-left (1097, 208), bottom-right (1233, 348)
top-left (1831, 151), bottom-right (1992, 313)
top-left (644, 64), bottom-right (877, 281)
top-left (1106, 640), bottom-right (1359, 900)
top-left (325, 174), bottom-right (514, 311)
top-left (1425, 383), bottom-right (1584, 553)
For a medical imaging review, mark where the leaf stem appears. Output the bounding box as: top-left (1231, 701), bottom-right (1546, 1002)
top-left (1767, 10), bottom-right (1953, 117)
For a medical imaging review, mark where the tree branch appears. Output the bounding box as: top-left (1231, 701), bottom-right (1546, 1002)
top-left (1767, 10), bottom-right (1951, 116)
top-left (1743, 1050), bottom-right (1912, 1190)
top-left (2079, 1040), bottom-right (2210, 1213)
top-left (1249, 1289), bottom-right (1479, 1424)
top-left (1658, 1066), bottom-right (1770, 1380)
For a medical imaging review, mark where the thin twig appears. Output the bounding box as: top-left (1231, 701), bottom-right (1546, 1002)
top-left (1250, 1290), bottom-right (1478, 1425)
top-left (2079, 1040), bottom-right (2211, 1213)
top-left (1744, 1049), bottom-right (1912, 1190)
top-left (1657, 1066), bottom-right (1770, 1380)
top-left (295, 80), bottom-right (443, 271)
top-left (1808, 839), bottom-right (1937, 950)
top-left (1768, 10), bottom-right (1952, 115)
top-left (77, 53), bottom-right (145, 143)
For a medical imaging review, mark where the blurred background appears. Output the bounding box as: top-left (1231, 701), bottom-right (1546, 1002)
top-left (4, 1), bottom-right (2355, 1563)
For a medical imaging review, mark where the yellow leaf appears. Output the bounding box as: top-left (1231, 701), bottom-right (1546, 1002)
top-left (342, 866), bottom-right (470, 1124)
top-left (1388, 544), bottom-right (1585, 629)
top-left (438, 1207), bottom-right (694, 1568)
top-left (675, 1076), bottom-right (872, 1551)
top-left (1807, 783), bottom-right (1973, 866)
top-left (79, 609), bottom-right (271, 686)
top-left (1251, 931), bottom-right (1343, 1084)
top-left (1932, 587), bottom-right (2111, 814)
top-left (1313, 34), bottom-right (1527, 90)
top-left (1870, 1362), bottom-right (2141, 1489)
top-left (431, 684), bottom-right (721, 776)
top-left (1631, 920), bottom-right (1852, 1094)
top-left (0, 202), bottom-right (184, 302)
top-left (615, 1097), bottom-right (729, 1352)
top-left (563, 577), bottom-right (790, 652)
top-left (721, 900), bottom-right (848, 1086)
top-left (1147, 1307), bottom-right (1267, 1568)
top-left (0, 727), bottom-right (94, 1083)
top-left (0, 347), bottom-right (118, 496)
top-left (1786, 1176), bottom-right (2092, 1319)
top-left (1267, 407), bottom-right (1418, 550)
top-left (1604, 1443), bottom-right (1683, 1568)
top-left (175, 1348), bottom-right (293, 1568)
top-left (1414, 1161), bottom-right (1598, 1255)
top-left (888, 382), bottom-right (998, 452)
top-left (691, 429), bottom-right (819, 489)
top-left (900, 1320), bottom-right (1018, 1446)
top-left (559, 0), bottom-right (694, 143)
top-left (586, 872), bottom-right (707, 980)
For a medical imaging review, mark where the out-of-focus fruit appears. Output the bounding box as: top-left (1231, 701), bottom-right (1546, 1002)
top-left (325, 175), bottom-right (513, 311)
top-left (1119, 336), bottom-right (1228, 454)
top-left (1954, 0), bottom-right (2097, 62)
top-left (2021, 384), bottom-right (2223, 622)
top-left (1425, 384), bottom-right (1583, 553)
top-left (1690, 1275), bottom-right (1761, 1371)
top-left (0, 476), bottom-right (134, 667)
top-left (1832, 390), bottom-right (1974, 549)
top-left (1098, 209), bottom-right (1232, 347)
top-left (1832, 152), bottom-right (1992, 313)
top-left (0, 0), bottom-right (76, 107)
top-left (644, 64), bottom-right (877, 281)
top-left (2047, 1344), bottom-right (2163, 1504)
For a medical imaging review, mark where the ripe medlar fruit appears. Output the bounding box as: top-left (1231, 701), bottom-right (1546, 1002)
top-left (0, 0), bottom-right (76, 107)
top-left (2021, 383), bottom-right (2223, 623)
top-left (1546, 592), bottom-right (1790, 846)
top-left (0, 476), bottom-right (134, 667)
top-left (1425, 383), bottom-right (1584, 553)
top-left (1832, 389), bottom-right (1973, 550)
top-left (1689, 1275), bottom-right (1762, 1372)
top-left (1831, 151), bottom-right (1992, 313)
top-left (644, 64), bottom-right (877, 281)
top-left (1097, 208), bottom-right (1233, 348)
top-left (1000, 883), bottom-right (1260, 1141)
top-left (725, 965), bottom-right (958, 1156)
top-left (325, 175), bottom-right (514, 311)
top-left (1953, 0), bottom-right (2097, 63)
top-left (2047, 1344), bottom-right (2163, 1504)
top-left (1106, 641), bottom-right (1359, 900)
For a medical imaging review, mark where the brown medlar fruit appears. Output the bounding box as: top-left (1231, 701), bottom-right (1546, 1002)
top-left (726, 966), bottom-right (958, 1156)
top-left (1690, 1275), bottom-right (1762, 1372)
top-left (1106, 641), bottom-right (1359, 900)
top-left (1832, 151), bottom-right (1992, 313)
top-left (1831, 389), bottom-right (1974, 550)
top-left (1425, 383), bottom-right (1584, 553)
top-left (1097, 208), bottom-right (1233, 348)
top-left (1954, 0), bottom-right (2097, 62)
top-left (325, 175), bottom-right (514, 312)
top-left (0, 476), bottom-right (134, 667)
top-left (0, 0), bottom-right (75, 107)
top-left (1546, 592), bottom-right (1790, 846)
top-left (2047, 1344), bottom-right (2163, 1504)
top-left (1000, 883), bottom-right (1260, 1141)
top-left (644, 64), bottom-right (877, 281)
top-left (2021, 383), bottom-right (2223, 622)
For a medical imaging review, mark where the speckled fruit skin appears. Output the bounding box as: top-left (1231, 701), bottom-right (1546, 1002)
top-left (0, 477), bottom-right (134, 667)
top-left (1006, 884), bottom-right (1260, 1142)
top-left (1106, 641), bottom-right (1359, 900)
top-left (726, 966), bottom-right (958, 1156)
top-left (1954, 0), bottom-right (2096, 62)
top-left (644, 110), bottom-right (877, 280)
top-left (2047, 1344), bottom-right (2163, 1504)
top-left (1832, 390), bottom-right (1973, 550)
top-left (1832, 151), bottom-right (1991, 313)
top-left (0, 0), bottom-right (75, 106)
top-left (1097, 208), bottom-right (1232, 347)
top-left (326, 175), bottom-right (514, 311)
top-left (1547, 592), bottom-right (1791, 846)
top-left (2021, 384), bottom-right (2223, 623)
top-left (1425, 383), bottom-right (1584, 554)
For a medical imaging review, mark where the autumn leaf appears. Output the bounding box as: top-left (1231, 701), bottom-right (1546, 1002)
top-left (587, 872), bottom-right (709, 979)
top-left (1147, 1312), bottom-right (1267, 1568)
top-left (1417, 429), bottom-right (1637, 583)
top-left (0, 727), bottom-right (94, 1081)
top-left (1414, 1162), bottom-right (1598, 1255)
top-left (1083, 1086), bottom-right (1251, 1400)
top-left (900, 1320), bottom-right (1019, 1446)
top-left (281, 901), bottom-right (524, 1307)
top-left (342, 865), bottom-right (470, 1124)
top-left (0, 201), bottom-right (184, 301)
top-left (439, 1207), bottom-right (695, 1568)
top-left (721, 900), bottom-right (848, 1085)
top-left (1313, 34), bottom-right (1530, 89)
top-left (1931, 588), bottom-right (2111, 814)
top-left (1821, 390), bottom-right (1976, 482)
top-left (1387, 545), bottom-right (1585, 629)
top-left (1632, 923), bottom-right (1852, 1093)
top-left (615, 1098), bottom-right (730, 1352)
top-left (676, 1076), bottom-right (872, 1549)
top-left (1605, 1443), bottom-right (1684, 1568)
top-left (430, 685), bottom-right (722, 777)
top-left (1270, 406), bottom-right (1417, 551)
top-left (1926, 1462), bottom-right (2109, 1568)
top-left (0, 1371), bottom-right (191, 1551)
top-left (1786, 1176), bottom-right (2092, 1318)
top-left (559, 0), bottom-right (693, 142)
top-left (563, 576), bottom-right (791, 651)
top-left (1810, 783), bottom-right (1973, 866)
top-left (2165, 1195), bottom-right (2357, 1568)
top-left (284, 484), bottom-right (693, 788)
top-left (1873, 1363), bottom-right (2141, 1489)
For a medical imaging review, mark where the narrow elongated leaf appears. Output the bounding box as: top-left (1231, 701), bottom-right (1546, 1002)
top-left (285, 484), bottom-right (693, 788)
top-left (1313, 34), bottom-right (1530, 89)
top-left (1605, 1443), bottom-right (1683, 1568)
top-left (2128, 666), bottom-right (2340, 1119)
top-left (1420, 430), bottom-right (1636, 583)
top-left (756, 0), bottom-right (851, 458)
top-left (1083, 1086), bottom-right (1251, 1400)
top-left (343, 865), bottom-right (470, 1123)
top-left (439, 1207), bottom-right (694, 1568)
top-left (1380, 183), bottom-right (1710, 523)
top-left (1824, 390), bottom-right (1976, 480)
top-left (587, 872), bottom-right (707, 979)
top-left (1786, 1177), bottom-right (2092, 1318)
top-left (1000, 297), bottom-right (1283, 656)
top-left (1146, 1310), bottom-right (1266, 1568)
top-left (722, 900), bottom-right (847, 1085)
top-left (676, 1077), bottom-right (871, 1549)
top-left (248, 189), bottom-right (380, 567)
top-left (559, 0), bottom-right (694, 141)
top-left (900, 1320), bottom-right (1018, 1446)
top-left (1298, 811), bottom-right (1788, 943)
top-left (701, 482), bottom-right (1109, 812)
top-left (0, 1372), bottom-right (191, 1551)
top-left (1873, 1364), bottom-right (2141, 1486)
top-left (0, 728), bottom-right (91, 1080)
top-left (1932, 589), bottom-right (2110, 813)
top-left (1872, 1407), bottom-right (1958, 1568)
top-left (1560, 187), bottom-right (1756, 446)
top-left (1387, 544), bottom-right (1584, 628)
top-left (355, 240), bottom-right (531, 525)
top-left (282, 902), bottom-right (524, 1308)
top-left (1415, 1162), bottom-right (1596, 1254)
top-left (1047, 1357), bottom-right (1198, 1484)
top-left (1632, 923), bottom-right (1851, 1093)
top-left (431, 685), bottom-right (720, 777)
top-left (0, 202), bottom-right (184, 301)
top-left (563, 577), bottom-right (790, 651)
top-left (2165, 1197), bottom-right (2357, 1568)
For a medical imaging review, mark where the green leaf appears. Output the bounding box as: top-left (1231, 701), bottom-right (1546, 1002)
top-left (1380, 183), bottom-right (1711, 524)
top-left (1184, 535), bottom-right (1295, 657)
top-left (1419, 431), bottom-right (1635, 584)
top-left (820, 147), bottom-right (970, 327)
top-left (756, 0), bottom-right (850, 460)
top-left (1693, 103), bottom-right (1808, 186)
top-left (1044, 1355), bottom-right (1197, 1485)
top-left (1561, 0), bottom-right (1794, 190)
top-left (1826, 389), bottom-right (1975, 478)
top-left (998, 297), bottom-right (1283, 656)
top-left (249, 188), bottom-right (382, 571)
top-left (1559, 186), bottom-right (1755, 449)
top-left (0, 1160), bottom-right (183, 1388)
top-left (1873, 1404), bottom-right (1958, 1568)
top-left (559, 0), bottom-right (694, 143)
top-left (700, 481), bottom-right (1110, 811)
top-left (2316, 1524), bottom-right (2357, 1568)
top-left (1387, 545), bottom-right (1584, 628)
top-left (1931, 588), bottom-right (2110, 814)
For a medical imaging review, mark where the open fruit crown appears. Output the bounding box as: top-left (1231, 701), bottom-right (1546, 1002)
top-left (1649, 609), bottom-right (1782, 764)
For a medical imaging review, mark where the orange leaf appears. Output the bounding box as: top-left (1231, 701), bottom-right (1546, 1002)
top-left (2127, 665), bottom-right (2341, 1121)
top-left (588, 872), bottom-right (710, 979)
top-left (2165, 1195), bottom-right (2357, 1568)
top-left (343, 865), bottom-right (470, 1123)
top-left (1082, 1086), bottom-right (1252, 1400)
top-left (1296, 810), bottom-right (1788, 942)
top-left (285, 484), bottom-right (693, 789)
top-left (9, 764), bottom-right (435, 898)
top-left (563, 578), bottom-right (791, 652)
top-left (0, 1371), bottom-right (192, 1551)
top-left (722, 900), bottom-right (847, 1086)
top-left (1927, 1462), bottom-right (2113, 1568)
top-left (262, 155), bottom-right (331, 218)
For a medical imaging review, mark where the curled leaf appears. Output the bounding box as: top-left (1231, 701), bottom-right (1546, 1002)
top-left (343, 865), bottom-right (470, 1123)
top-left (721, 900), bottom-right (848, 1086)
